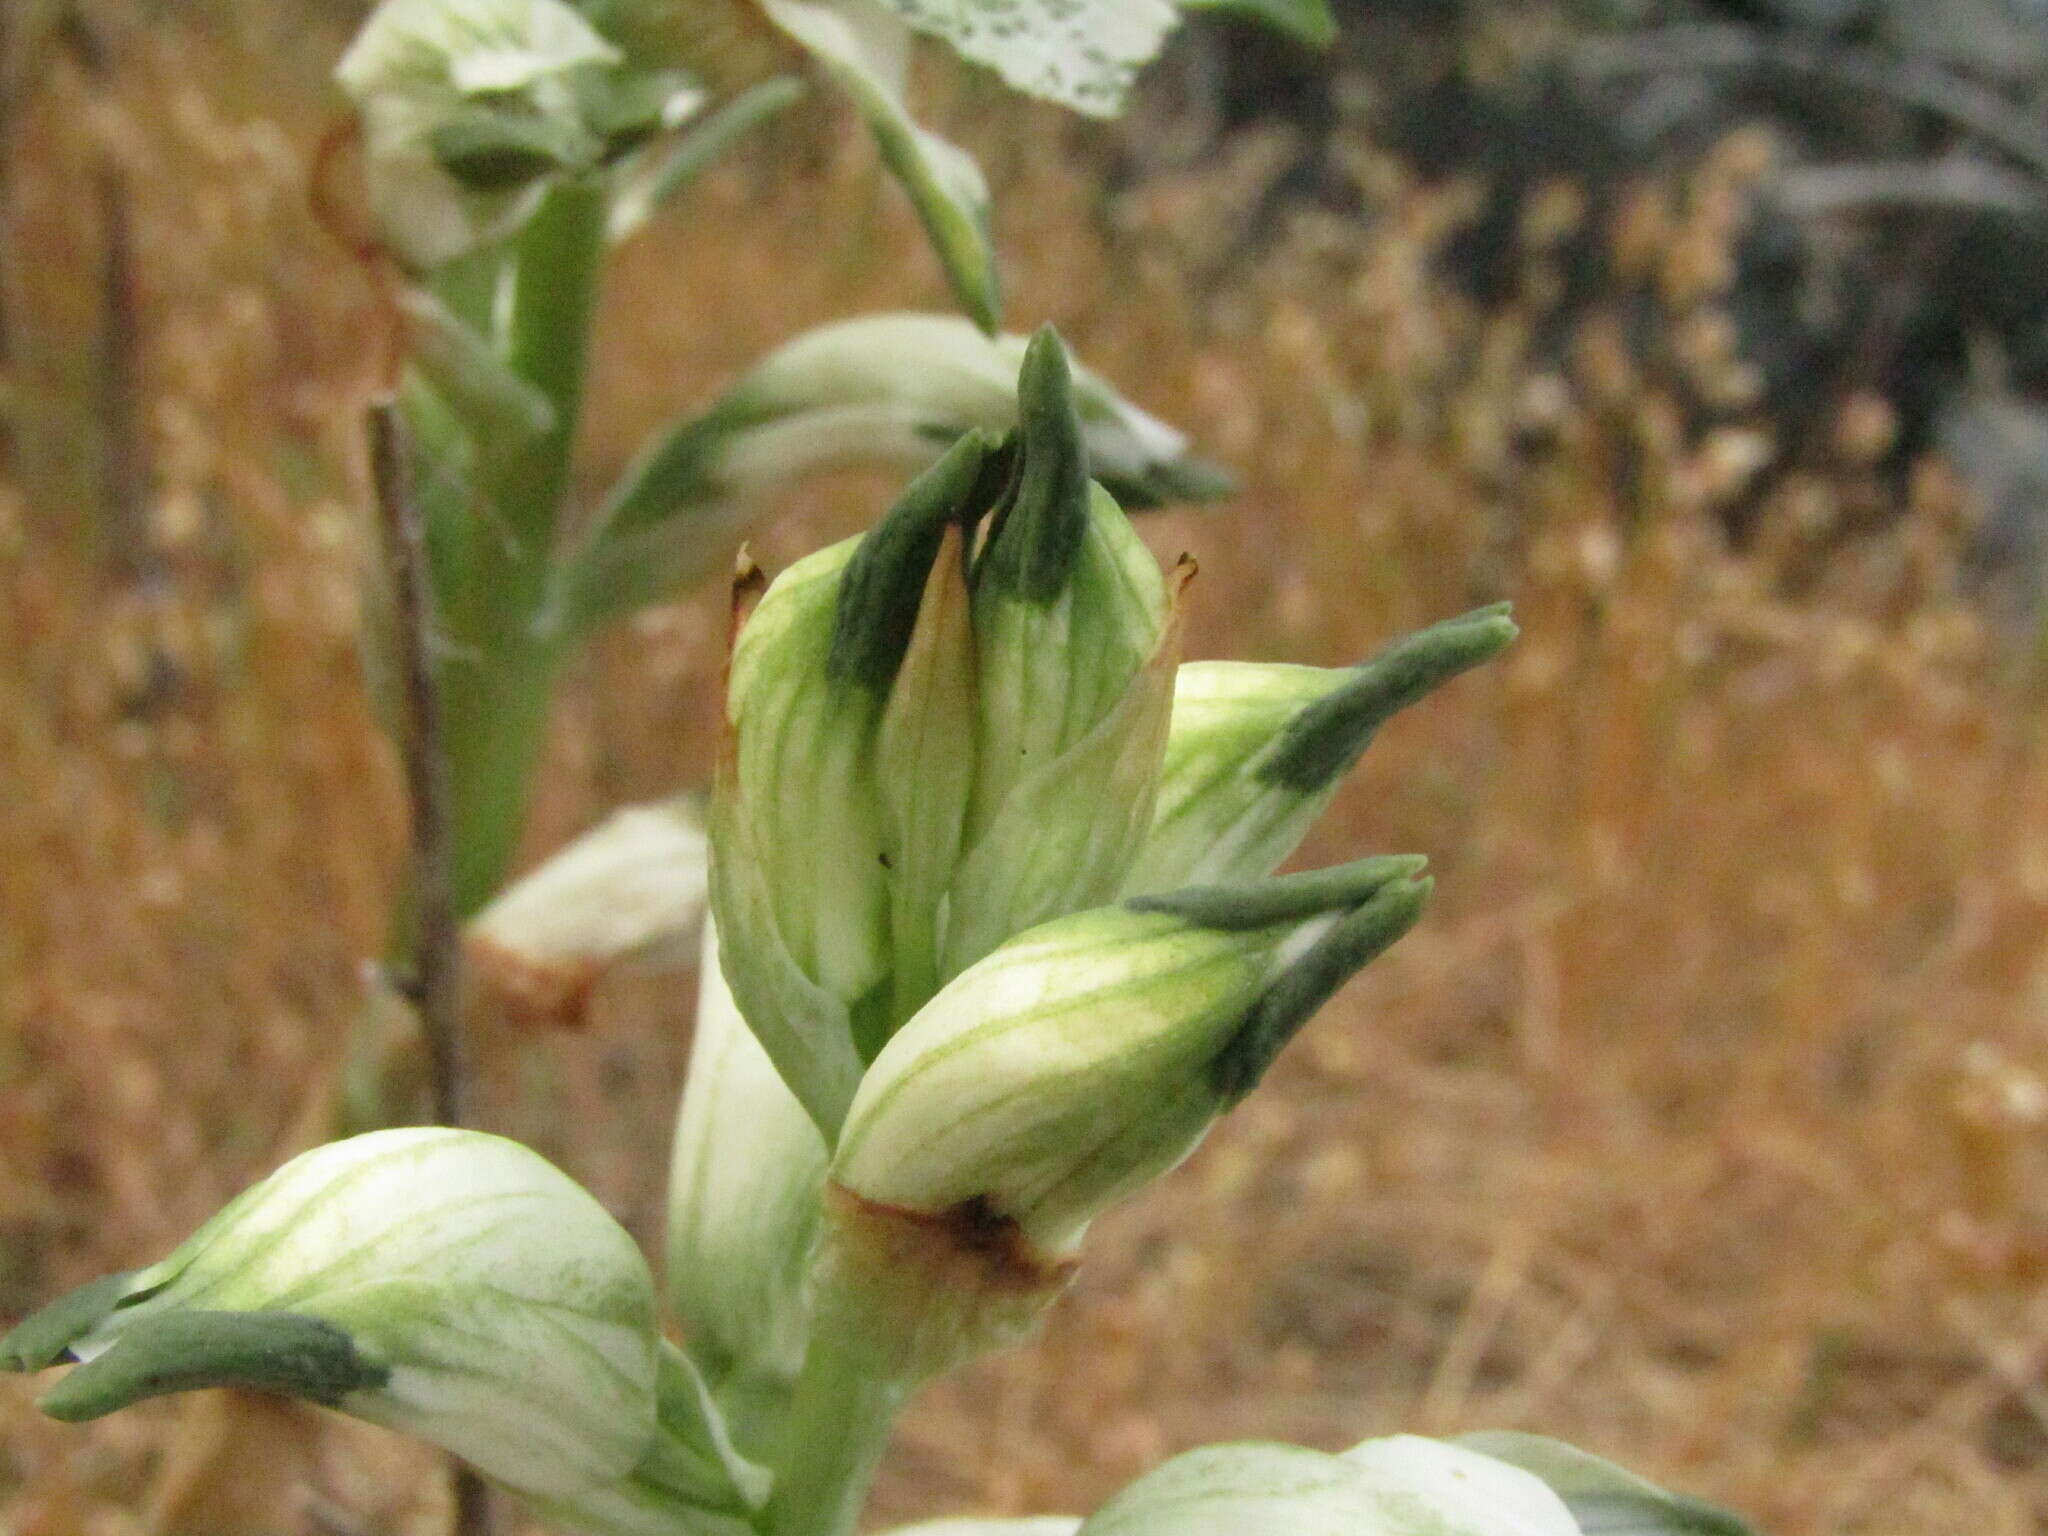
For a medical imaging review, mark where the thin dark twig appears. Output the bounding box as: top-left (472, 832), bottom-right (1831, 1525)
top-left (368, 400), bottom-right (466, 1128)
top-left (368, 402), bottom-right (490, 1536)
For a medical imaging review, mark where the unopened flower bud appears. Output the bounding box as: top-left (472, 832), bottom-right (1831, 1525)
top-left (938, 329), bottom-right (1189, 983)
top-left (1126, 604), bottom-right (1517, 895)
top-left (470, 796), bottom-right (708, 1028)
top-left (818, 859), bottom-right (1426, 1377)
top-left (1080, 1438), bottom-right (1576, 1536)
top-left (2, 1130), bottom-right (659, 1499)
top-left (712, 432), bottom-right (1006, 1131)
top-left (339, 0), bottom-right (698, 267)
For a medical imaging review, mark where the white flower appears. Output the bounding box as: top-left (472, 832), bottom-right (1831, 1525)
top-left (3, 1129), bottom-right (659, 1499)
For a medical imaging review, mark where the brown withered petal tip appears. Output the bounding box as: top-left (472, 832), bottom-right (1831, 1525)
top-left (466, 933), bottom-right (604, 1033)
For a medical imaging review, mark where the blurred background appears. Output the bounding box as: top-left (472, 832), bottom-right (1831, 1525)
top-left (9, 0), bottom-right (2048, 1531)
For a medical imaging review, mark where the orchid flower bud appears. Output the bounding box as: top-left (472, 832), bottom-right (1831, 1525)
top-left (1079, 1439), bottom-right (1579, 1536)
top-left (821, 859), bottom-right (1428, 1376)
top-left (710, 431), bottom-right (1007, 1132)
top-left (666, 920), bottom-right (829, 1457)
top-left (339, 0), bottom-right (699, 268)
top-left (937, 329), bottom-right (1190, 985)
top-left (1125, 605), bottom-right (1518, 896)
top-left (469, 795), bottom-right (708, 1028)
top-left (1, 1130), bottom-right (659, 1500)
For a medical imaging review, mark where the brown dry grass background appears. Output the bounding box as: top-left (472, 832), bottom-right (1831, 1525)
top-left (8, 9), bottom-right (2048, 1535)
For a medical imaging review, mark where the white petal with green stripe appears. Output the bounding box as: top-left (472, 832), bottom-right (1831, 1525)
top-left (834, 859), bottom-right (1429, 1255)
top-left (3, 1129), bottom-right (659, 1499)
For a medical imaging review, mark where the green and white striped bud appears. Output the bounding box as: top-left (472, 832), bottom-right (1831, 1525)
top-left (1, 1129), bottom-right (658, 1500)
top-left (710, 430), bottom-right (1009, 1131)
top-left (339, 0), bottom-right (700, 268)
top-left (819, 858), bottom-right (1427, 1377)
top-left (567, 313), bottom-right (1228, 634)
top-left (937, 331), bottom-right (1188, 985)
top-left (711, 331), bottom-right (1203, 1135)
top-left (1125, 605), bottom-right (1518, 896)
top-left (1079, 1439), bottom-right (1579, 1536)
top-left (470, 795), bottom-right (708, 1027)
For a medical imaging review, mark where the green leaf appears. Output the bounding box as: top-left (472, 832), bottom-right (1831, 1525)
top-left (761, 0), bottom-right (1002, 329)
top-left (1453, 1434), bottom-right (1760, 1536)
top-left (1179, 0), bottom-right (1336, 49)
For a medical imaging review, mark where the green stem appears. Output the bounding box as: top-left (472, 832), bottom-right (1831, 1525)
top-left (433, 176), bottom-right (609, 913)
top-left (440, 635), bottom-right (563, 917)
top-left (761, 1318), bottom-right (908, 1536)
top-left (484, 176), bottom-right (609, 588)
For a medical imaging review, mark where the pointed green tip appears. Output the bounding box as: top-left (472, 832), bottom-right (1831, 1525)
top-left (1261, 605), bottom-right (1518, 793)
top-left (3, 1271), bottom-right (148, 1373)
top-left (829, 429), bottom-right (1010, 691)
top-left (1128, 854), bottom-right (1427, 932)
top-left (35, 1311), bottom-right (389, 1421)
top-left (1209, 871), bottom-right (1432, 1104)
top-left (977, 327), bottom-right (1091, 602)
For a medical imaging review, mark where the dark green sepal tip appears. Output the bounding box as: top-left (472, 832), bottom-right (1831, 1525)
top-left (1261, 605), bottom-right (1518, 793)
top-left (828, 428), bottom-right (1010, 691)
top-left (976, 326), bottom-right (1092, 603)
top-left (2, 1270), bottom-right (151, 1373)
top-left (36, 1311), bottom-right (390, 1421)
top-left (1209, 873), bottom-right (1432, 1105)
top-left (1128, 854), bottom-right (1425, 932)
